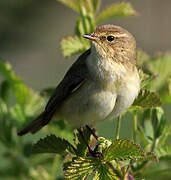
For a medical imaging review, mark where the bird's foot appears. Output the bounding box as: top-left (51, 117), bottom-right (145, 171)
top-left (88, 143), bottom-right (104, 159)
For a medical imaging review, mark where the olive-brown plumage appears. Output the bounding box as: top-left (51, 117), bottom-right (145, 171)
top-left (18, 24), bottom-right (140, 136)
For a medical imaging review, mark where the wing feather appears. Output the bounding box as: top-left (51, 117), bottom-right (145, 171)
top-left (18, 49), bottom-right (91, 135)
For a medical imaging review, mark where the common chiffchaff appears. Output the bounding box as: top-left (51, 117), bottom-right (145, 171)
top-left (18, 24), bottom-right (140, 136)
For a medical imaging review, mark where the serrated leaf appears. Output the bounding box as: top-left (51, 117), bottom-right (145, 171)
top-left (93, 163), bottom-right (119, 180)
top-left (32, 134), bottom-right (75, 155)
top-left (96, 3), bottom-right (137, 24)
top-left (104, 139), bottom-right (146, 161)
top-left (74, 127), bottom-right (92, 157)
top-left (61, 36), bottom-right (90, 57)
top-left (64, 157), bottom-right (99, 180)
top-left (132, 89), bottom-right (161, 108)
top-left (56, 0), bottom-right (80, 13)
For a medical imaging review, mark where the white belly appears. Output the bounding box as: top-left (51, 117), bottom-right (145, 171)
top-left (59, 81), bottom-right (117, 127)
top-left (59, 55), bottom-right (140, 127)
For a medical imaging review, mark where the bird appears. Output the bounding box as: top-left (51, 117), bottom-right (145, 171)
top-left (18, 24), bottom-right (140, 137)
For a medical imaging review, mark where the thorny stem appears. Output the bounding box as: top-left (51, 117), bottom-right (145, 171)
top-left (115, 116), bottom-right (121, 139)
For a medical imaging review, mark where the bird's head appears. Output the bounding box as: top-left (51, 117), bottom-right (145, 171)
top-left (83, 24), bottom-right (136, 66)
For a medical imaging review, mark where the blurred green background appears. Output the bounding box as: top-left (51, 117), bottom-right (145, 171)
top-left (0, 0), bottom-right (171, 179)
top-left (0, 0), bottom-right (170, 137)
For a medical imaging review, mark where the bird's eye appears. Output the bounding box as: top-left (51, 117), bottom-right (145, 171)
top-left (107, 36), bottom-right (115, 42)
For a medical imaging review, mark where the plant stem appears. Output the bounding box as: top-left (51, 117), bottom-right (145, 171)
top-left (133, 114), bottom-right (137, 142)
top-left (50, 155), bottom-right (59, 180)
top-left (115, 116), bottom-right (121, 139)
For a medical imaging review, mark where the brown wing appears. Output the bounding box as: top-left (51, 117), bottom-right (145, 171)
top-left (18, 49), bottom-right (91, 136)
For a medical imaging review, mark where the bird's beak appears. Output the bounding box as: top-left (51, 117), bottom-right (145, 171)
top-left (83, 35), bottom-right (97, 41)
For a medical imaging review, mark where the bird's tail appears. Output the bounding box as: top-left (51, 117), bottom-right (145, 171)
top-left (17, 111), bottom-right (53, 136)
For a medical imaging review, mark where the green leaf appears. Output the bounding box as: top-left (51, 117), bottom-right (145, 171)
top-left (64, 157), bottom-right (99, 180)
top-left (0, 60), bottom-right (45, 125)
top-left (151, 107), bottom-right (166, 139)
top-left (93, 163), bottom-right (119, 180)
top-left (76, 9), bottom-right (96, 36)
top-left (158, 125), bottom-right (171, 146)
top-left (0, 99), bottom-right (14, 147)
top-left (0, 61), bottom-right (29, 105)
top-left (137, 49), bottom-right (150, 66)
top-left (61, 36), bottom-right (90, 57)
top-left (146, 53), bottom-right (171, 91)
top-left (91, 0), bottom-right (100, 14)
top-left (155, 145), bottom-right (171, 158)
top-left (74, 127), bottom-right (92, 157)
top-left (96, 3), bottom-right (137, 24)
top-left (32, 134), bottom-right (75, 155)
top-left (0, 80), bottom-right (10, 102)
top-left (104, 139), bottom-right (155, 161)
top-left (168, 77), bottom-right (171, 95)
top-left (56, 0), bottom-right (80, 13)
top-left (132, 89), bottom-right (162, 109)
top-left (139, 70), bottom-right (154, 89)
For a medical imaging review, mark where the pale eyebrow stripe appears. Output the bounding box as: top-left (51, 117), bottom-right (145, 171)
top-left (116, 33), bottom-right (129, 38)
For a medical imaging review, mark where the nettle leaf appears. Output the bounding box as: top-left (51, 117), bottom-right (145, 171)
top-left (93, 164), bottom-right (119, 180)
top-left (96, 3), bottom-right (137, 24)
top-left (56, 0), bottom-right (80, 13)
top-left (61, 36), bottom-right (90, 57)
top-left (32, 134), bottom-right (75, 155)
top-left (104, 139), bottom-right (151, 161)
top-left (132, 89), bottom-right (162, 108)
top-left (74, 127), bottom-right (92, 157)
top-left (64, 157), bottom-right (99, 180)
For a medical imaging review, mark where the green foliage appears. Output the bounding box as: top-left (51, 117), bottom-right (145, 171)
top-left (61, 36), bottom-right (90, 57)
top-left (132, 89), bottom-right (161, 109)
top-left (64, 157), bottom-right (100, 180)
top-left (96, 3), bottom-right (137, 24)
top-left (32, 135), bottom-right (76, 154)
top-left (60, 0), bottom-right (137, 57)
top-left (0, 0), bottom-right (171, 180)
top-left (56, 0), bottom-right (80, 13)
top-left (74, 127), bottom-right (92, 157)
top-left (104, 139), bottom-right (150, 161)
